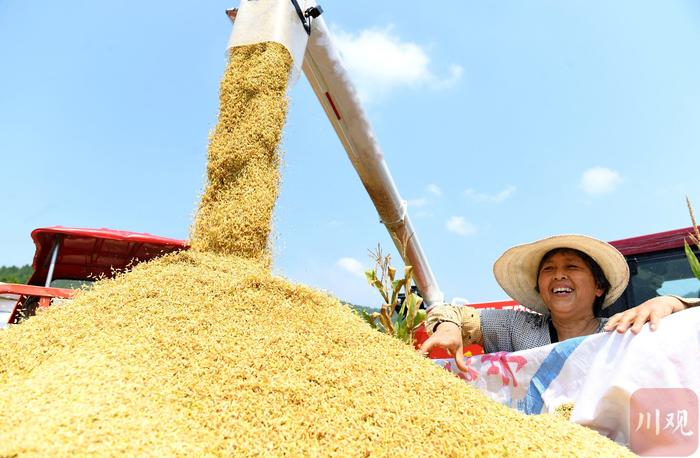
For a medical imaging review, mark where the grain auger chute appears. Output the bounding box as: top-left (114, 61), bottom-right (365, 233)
top-left (226, 0), bottom-right (445, 308)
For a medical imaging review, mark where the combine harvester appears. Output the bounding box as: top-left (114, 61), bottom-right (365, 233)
top-left (225, 2), bottom-right (700, 455)
top-left (2, 3), bottom-right (697, 454)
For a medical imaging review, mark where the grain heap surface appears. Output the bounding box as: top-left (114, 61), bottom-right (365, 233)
top-left (0, 251), bottom-right (631, 457)
top-left (0, 41), bottom-right (633, 457)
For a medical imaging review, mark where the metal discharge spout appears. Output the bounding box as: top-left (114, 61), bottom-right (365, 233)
top-left (227, 1), bottom-right (444, 307)
top-left (301, 15), bottom-right (444, 307)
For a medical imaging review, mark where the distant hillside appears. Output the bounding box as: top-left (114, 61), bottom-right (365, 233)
top-left (341, 300), bottom-right (379, 315)
top-left (0, 265), bottom-right (32, 284)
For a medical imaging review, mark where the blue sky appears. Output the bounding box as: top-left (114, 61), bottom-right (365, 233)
top-left (1, 1), bottom-right (699, 307)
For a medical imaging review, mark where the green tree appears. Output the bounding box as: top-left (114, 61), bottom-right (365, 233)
top-left (0, 265), bottom-right (33, 284)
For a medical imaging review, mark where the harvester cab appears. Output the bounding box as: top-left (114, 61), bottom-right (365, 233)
top-left (2, 227), bottom-right (188, 326)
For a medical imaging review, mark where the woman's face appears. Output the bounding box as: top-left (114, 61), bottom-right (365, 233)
top-left (537, 251), bottom-right (603, 316)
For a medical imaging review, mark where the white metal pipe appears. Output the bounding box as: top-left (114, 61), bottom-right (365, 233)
top-left (302, 15), bottom-right (444, 307)
top-left (44, 238), bottom-right (60, 287)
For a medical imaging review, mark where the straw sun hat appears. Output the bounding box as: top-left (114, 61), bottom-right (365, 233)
top-left (493, 234), bottom-right (630, 315)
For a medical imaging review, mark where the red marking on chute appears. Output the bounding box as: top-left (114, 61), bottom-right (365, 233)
top-left (325, 92), bottom-right (341, 120)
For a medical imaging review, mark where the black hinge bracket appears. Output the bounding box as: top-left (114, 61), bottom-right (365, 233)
top-left (290, 0), bottom-right (323, 35)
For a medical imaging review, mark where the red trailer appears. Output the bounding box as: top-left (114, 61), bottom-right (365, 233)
top-left (2, 227), bottom-right (188, 326)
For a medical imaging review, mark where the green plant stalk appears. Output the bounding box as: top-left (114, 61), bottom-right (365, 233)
top-left (364, 246), bottom-right (427, 345)
top-left (685, 197), bottom-right (700, 281)
top-left (684, 241), bottom-right (700, 280)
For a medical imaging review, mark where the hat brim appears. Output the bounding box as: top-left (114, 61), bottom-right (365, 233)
top-left (493, 235), bottom-right (629, 315)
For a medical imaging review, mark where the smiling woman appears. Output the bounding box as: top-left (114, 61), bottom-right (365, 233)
top-left (535, 248), bottom-right (608, 341)
top-left (420, 234), bottom-right (698, 372)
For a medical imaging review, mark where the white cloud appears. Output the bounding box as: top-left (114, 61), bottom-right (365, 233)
top-left (336, 257), bottom-right (366, 278)
top-left (580, 167), bottom-right (622, 195)
top-left (407, 197), bottom-right (428, 208)
top-left (445, 216), bottom-right (477, 236)
top-left (331, 25), bottom-right (463, 102)
top-left (426, 184), bottom-right (442, 196)
top-left (407, 184), bottom-right (442, 210)
top-left (464, 185), bottom-right (516, 203)
top-left (435, 64), bottom-right (464, 89)
top-left (414, 210), bottom-right (432, 219)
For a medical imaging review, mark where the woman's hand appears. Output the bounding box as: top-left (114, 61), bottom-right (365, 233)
top-left (418, 322), bottom-right (469, 372)
top-left (603, 296), bottom-right (686, 334)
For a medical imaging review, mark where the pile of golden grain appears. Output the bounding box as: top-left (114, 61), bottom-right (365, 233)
top-left (0, 42), bottom-right (631, 457)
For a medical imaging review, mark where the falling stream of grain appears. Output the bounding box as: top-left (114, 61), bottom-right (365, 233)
top-left (0, 42), bottom-right (632, 457)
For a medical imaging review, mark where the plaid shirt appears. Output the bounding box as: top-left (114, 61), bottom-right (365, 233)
top-left (480, 309), bottom-right (607, 353)
top-left (425, 305), bottom-right (608, 353)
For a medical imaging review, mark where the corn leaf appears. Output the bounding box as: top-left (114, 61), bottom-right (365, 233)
top-left (359, 310), bottom-right (380, 329)
top-left (414, 295), bottom-right (424, 312)
top-left (390, 279), bottom-right (405, 306)
top-left (684, 241), bottom-right (700, 280)
top-left (404, 266), bottom-right (414, 285)
top-left (396, 284), bottom-right (409, 317)
top-left (406, 294), bottom-right (417, 329)
top-left (395, 319), bottom-right (410, 344)
top-left (369, 277), bottom-right (389, 303)
top-left (413, 309), bottom-right (427, 329)
top-left (364, 269), bottom-right (377, 285)
top-left (380, 305), bottom-right (394, 336)
top-left (406, 293), bottom-right (424, 330)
